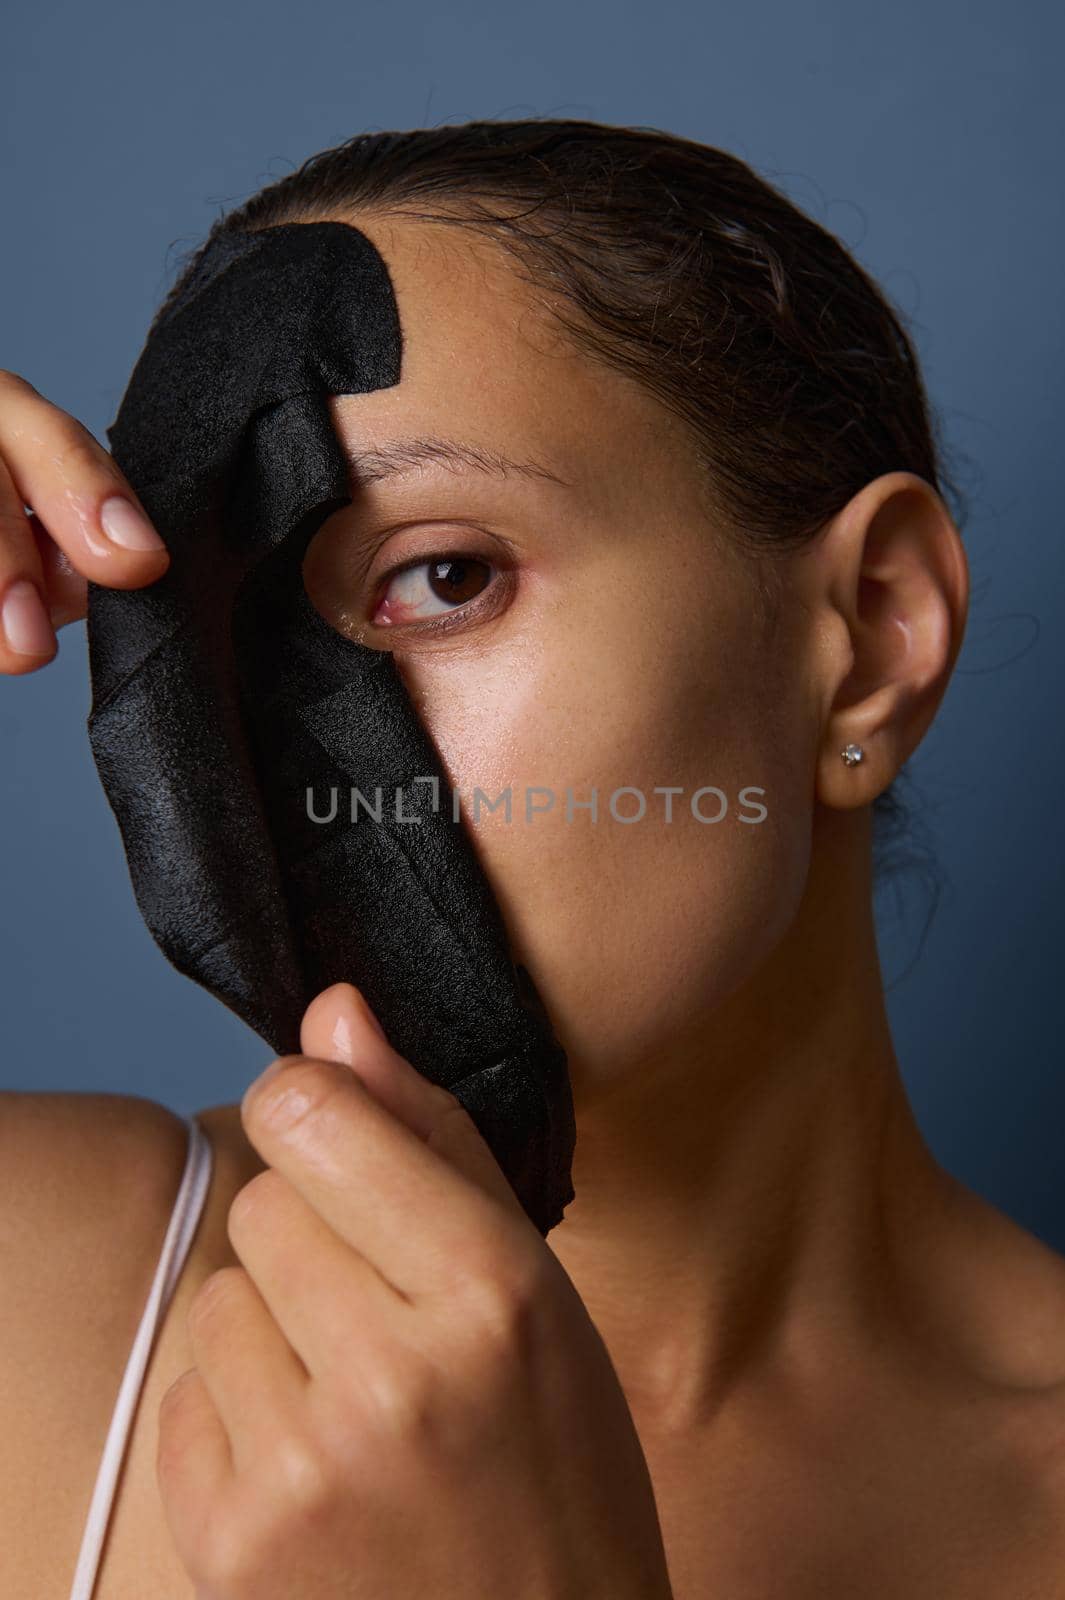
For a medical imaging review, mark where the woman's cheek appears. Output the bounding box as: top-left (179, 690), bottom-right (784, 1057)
top-left (393, 635), bottom-right (553, 801)
top-left (387, 571), bottom-right (807, 1079)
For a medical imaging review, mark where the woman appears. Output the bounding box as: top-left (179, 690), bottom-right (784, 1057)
top-left (3, 119), bottom-right (1064, 1598)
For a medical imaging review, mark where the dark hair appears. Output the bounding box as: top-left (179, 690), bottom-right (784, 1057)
top-left (161, 117), bottom-right (965, 895)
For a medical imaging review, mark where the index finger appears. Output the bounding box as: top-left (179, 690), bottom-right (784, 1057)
top-left (0, 371), bottom-right (168, 587)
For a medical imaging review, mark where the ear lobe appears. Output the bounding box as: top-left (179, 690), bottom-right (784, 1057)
top-left (810, 471), bottom-right (969, 811)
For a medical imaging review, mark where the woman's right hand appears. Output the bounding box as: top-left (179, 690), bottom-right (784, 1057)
top-left (0, 369), bottom-right (169, 675)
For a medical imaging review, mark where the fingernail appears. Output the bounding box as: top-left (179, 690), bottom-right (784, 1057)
top-left (327, 987), bottom-right (386, 1067)
top-left (330, 1004), bottom-right (357, 1066)
top-left (1, 579), bottom-right (56, 657)
top-left (99, 495), bottom-right (165, 552)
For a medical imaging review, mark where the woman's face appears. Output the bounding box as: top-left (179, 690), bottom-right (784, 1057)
top-left (303, 213), bottom-right (819, 1099)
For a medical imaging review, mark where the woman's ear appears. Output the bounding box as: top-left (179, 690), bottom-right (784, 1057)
top-left (799, 470), bottom-right (970, 811)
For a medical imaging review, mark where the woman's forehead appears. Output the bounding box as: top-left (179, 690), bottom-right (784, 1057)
top-left (308, 212), bottom-right (707, 517)
top-left (315, 210), bottom-right (555, 344)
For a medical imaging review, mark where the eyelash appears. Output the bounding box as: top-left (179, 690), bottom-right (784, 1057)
top-left (369, 549), bottom-right (509, 637)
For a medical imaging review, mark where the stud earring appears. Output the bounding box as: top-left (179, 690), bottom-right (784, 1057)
top-left (840, 743), bottom-right (865, 767)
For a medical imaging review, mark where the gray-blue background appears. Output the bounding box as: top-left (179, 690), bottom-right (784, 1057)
top-left (2, 1), bottom-right (1062, 1244)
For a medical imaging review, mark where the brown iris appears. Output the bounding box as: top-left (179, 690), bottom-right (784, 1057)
top-left (427, 557), bottom-right (492, 606)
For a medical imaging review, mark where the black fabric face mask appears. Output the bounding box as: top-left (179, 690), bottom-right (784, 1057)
top-left (86, 220), bottom-right (575, 1237)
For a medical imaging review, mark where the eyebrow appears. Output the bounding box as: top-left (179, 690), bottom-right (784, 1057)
top-left (340, 434), bottom-right (570, 490)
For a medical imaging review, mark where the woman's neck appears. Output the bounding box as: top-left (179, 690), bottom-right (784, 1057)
top-left (551, 1012), bottom-right (922, 1414)
top-left (545, 820), bottom-right (954, 1437)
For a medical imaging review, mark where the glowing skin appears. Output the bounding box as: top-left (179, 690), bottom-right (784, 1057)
top-left (294, 217), bottom-right (1065, 1592)
top-left (302, 216), bottom-right (816, 1102)
top-left (8, 210), bottom-right (1065, 1597)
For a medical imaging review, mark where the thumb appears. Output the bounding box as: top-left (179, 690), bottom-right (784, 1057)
top-left (298, 984), bottom-right (525, 1215)
top-left (300, 982), bottom-right (445, 1138)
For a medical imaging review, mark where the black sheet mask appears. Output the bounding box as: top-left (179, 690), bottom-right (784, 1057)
top-left (86, 220), bottom-right (575, 1236)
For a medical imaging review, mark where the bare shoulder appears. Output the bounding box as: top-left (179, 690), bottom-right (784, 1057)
top-left (952, 1176), bottom-right (1065, 1396)
top-left (949, 1182), bottom-right (1065, 1538)
top-left (0, 1087), bottom-right (266, 1402)
top-left (0, 1090), bottom-right (270, 1597)
top-left (0, 1088), bottom-right (194, 1331)
top-left (0, 1091), bottom-right (194, 1595)
top-left (0, 1085), bottom-right (191, 1194)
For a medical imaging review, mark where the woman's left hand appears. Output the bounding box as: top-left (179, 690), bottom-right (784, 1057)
top-left (157, 982), bottom-right (674, 1600)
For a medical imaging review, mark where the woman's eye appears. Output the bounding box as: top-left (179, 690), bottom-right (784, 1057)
top-left (371, 554), bottom-right (496, 626)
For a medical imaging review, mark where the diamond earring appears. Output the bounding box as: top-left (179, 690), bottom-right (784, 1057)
top-left (840, 743), bottom-right (865, 767)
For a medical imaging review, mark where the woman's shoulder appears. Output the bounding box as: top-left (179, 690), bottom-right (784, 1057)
top-left (0, 1088), bottom-right (265, 1379)
top-left (0, 1090), bottom-right (197, 1331)
top-left (917, 1172), bottom-right (1065, 1545)
top-left (0, 1091), bottom-right (195, 1593)
top-left (0, 1090), bottom-right (267, 1597)
top-left (0, 1087), bottom-right (195, 1306)
top-left (944, 1174), bottom-right (1065, 1397)
top-left (0, 1082), bottom-right (191, 1167)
